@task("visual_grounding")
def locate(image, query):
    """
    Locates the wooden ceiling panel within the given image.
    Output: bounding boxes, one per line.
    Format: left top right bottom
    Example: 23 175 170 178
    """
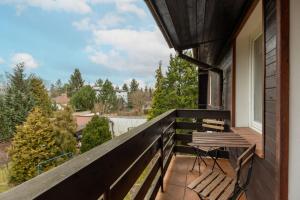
146 0 252 65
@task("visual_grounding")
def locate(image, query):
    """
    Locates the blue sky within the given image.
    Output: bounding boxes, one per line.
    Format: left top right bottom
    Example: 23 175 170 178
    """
0 0 173 88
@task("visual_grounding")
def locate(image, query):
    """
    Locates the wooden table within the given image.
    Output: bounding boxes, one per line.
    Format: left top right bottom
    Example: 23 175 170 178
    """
192 132 251 148
190 132 251 173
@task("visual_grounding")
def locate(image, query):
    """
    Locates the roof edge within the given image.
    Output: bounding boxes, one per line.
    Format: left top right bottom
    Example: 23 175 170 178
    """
144 0 174 49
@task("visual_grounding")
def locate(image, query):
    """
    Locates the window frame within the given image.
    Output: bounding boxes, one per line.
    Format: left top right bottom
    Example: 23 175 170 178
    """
249 32 264 133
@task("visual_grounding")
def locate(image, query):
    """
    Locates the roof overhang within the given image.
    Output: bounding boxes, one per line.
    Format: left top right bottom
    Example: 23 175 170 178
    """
145 0 255 66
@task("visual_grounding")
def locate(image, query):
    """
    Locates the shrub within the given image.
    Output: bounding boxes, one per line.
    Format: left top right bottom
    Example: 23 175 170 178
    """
80 115 111 153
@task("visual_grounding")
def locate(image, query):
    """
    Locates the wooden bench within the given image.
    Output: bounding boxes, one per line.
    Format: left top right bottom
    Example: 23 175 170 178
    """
188 144 256 200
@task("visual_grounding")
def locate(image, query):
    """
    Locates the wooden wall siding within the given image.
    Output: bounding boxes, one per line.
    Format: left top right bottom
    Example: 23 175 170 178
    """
245 0 278 199
218 49 233 111
217 1 278 200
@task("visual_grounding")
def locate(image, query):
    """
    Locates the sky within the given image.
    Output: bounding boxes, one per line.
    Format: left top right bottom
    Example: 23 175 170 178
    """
0 0 174 88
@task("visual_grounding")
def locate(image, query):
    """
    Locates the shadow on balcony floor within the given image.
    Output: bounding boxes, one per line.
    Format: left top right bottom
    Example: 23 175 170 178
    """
155 155 247 200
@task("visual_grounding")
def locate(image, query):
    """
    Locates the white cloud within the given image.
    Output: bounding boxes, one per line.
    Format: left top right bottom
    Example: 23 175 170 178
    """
72 18 95 31
115 1 146 18
97 13 125 28
0 57 5 65
11 53 39 69
2 0 91 14
87 28 173 76
90 0 146 18
73 13 125 31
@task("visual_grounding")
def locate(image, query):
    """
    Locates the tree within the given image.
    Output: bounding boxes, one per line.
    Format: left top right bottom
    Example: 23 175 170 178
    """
67 68 84 97
148 53 198 119
80 115 111 153
29 76 52 115
70 85 96 111
130 90 147 114
9 107 62 183
50 79 65 97
98 79 117 113
122 83 129 92
129 79 139 93
95 78 103 89
52 106 77 154
0 63 35 139
148 63 167 119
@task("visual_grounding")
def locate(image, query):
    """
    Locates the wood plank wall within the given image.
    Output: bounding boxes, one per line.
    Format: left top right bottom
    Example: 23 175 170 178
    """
214 0 278 199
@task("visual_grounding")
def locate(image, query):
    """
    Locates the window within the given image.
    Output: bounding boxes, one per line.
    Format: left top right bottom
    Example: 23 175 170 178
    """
250 34 263 132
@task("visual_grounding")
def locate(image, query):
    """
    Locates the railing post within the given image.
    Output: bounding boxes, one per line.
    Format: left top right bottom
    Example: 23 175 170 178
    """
103 189 111 200
160 126 164 192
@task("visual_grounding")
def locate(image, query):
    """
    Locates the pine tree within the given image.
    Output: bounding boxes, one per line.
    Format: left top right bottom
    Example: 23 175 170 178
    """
29 76 52 116
98 79 117 113
96 79 103 89
52 106 77 154
9 107 62 183
148 53 198 119
70 85 96 111
122 83 129 92
80 115 111 153
129 79 139 93
148 62 167 119
67 68 84 97
1 63 35 139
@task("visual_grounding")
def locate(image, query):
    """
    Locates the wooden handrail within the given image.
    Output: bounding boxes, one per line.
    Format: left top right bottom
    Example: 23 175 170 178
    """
0 109 231 200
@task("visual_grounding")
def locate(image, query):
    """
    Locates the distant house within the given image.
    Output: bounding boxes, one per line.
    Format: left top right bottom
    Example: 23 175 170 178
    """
142 101 152 114
92 86 128 104
73 112 93 140
115 89 128 103
52 93 69 110
92 86 101 96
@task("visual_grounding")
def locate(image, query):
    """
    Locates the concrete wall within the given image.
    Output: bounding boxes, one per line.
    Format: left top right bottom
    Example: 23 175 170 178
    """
235 1 263 128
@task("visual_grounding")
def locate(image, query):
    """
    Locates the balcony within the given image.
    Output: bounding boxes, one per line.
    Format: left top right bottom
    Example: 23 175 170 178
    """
0 109 232 200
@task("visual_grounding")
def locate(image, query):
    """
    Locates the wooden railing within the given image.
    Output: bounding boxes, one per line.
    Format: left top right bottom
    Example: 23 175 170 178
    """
0 109 230 200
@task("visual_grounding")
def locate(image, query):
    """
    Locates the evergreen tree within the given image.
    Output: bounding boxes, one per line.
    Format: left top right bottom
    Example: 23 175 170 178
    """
148 63 167 119
52 106 77 154
55 79 63 92
50 84 57 98
129 79 139 93
70 85 96 111
29 76 52 115
80 115 111 153
148 53 198 119
98 79 117 113
9 107 62 183
1 63 35 139
96 78 103 89
122 83 129 92
67 68 84 97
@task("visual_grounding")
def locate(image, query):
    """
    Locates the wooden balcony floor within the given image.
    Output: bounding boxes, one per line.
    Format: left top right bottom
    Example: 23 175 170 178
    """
155 155 247 200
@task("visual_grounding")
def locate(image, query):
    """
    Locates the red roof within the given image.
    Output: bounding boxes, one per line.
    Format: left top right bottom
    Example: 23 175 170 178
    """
52 94 69 105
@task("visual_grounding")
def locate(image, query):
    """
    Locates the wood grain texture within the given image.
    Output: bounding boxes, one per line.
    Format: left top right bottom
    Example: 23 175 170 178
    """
275 0 289 199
